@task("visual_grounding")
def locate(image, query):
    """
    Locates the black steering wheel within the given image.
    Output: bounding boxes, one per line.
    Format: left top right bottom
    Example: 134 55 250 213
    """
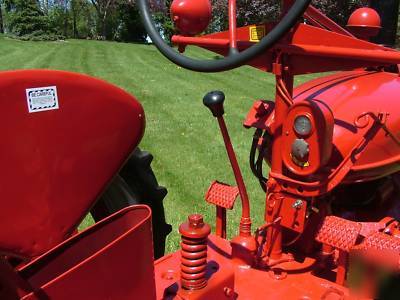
138 0 311 73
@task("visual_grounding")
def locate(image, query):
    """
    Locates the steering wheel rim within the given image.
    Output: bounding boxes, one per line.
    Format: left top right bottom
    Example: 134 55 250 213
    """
138 0 311 73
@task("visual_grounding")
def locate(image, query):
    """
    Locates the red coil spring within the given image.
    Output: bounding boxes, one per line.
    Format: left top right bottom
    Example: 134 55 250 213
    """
179 214 211 290
181 236 208 289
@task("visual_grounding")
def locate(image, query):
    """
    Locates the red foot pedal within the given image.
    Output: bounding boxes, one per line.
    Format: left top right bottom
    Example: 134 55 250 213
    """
354 232 400 252
352 232 400 271
315 216 361 251
205 181 239 209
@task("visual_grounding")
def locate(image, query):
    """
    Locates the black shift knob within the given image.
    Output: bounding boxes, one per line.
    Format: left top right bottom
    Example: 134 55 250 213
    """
203 91 225 117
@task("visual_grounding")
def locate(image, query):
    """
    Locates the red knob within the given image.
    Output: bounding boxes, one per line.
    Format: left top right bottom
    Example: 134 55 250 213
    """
170 0 212 36
347 8 381 40
179 214 211 238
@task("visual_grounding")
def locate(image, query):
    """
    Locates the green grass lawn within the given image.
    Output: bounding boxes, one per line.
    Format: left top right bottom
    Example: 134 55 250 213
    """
0 35 317 253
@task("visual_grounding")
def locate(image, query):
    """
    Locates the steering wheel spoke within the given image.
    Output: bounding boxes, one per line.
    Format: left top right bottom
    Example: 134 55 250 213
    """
228 0 238 52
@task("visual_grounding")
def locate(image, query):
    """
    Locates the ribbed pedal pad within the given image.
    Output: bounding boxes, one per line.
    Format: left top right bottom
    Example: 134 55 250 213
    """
352 232 400 271
315 216 361 252
354 232 400 252
205 181 239 210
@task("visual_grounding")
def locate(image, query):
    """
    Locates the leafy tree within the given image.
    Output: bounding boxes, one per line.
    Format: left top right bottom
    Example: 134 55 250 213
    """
71 0 90 38
115 1 147 42
90 0 119 39
0 0 4 33
209 0 278 31
48 0 71 37
4 0 49 36
237 0 280 26
151 0 175 42
67 0 96 39
37 0 50 14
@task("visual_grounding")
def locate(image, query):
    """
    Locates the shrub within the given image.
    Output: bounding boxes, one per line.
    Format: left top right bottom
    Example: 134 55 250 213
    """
5 0 64 41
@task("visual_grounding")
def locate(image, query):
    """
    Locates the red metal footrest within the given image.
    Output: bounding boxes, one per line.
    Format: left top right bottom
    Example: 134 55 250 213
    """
352 232 400 271
315 216 361 252
205 181 239 210
354 231 400 252
316 216 400 271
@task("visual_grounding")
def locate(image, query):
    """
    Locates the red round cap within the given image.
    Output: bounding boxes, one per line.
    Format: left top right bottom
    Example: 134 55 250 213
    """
347 8 381 39
179 214 211 238
347 8 381 28
170 0 212 36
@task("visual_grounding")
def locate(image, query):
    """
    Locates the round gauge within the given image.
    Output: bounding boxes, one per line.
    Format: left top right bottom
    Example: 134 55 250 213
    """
294 115 312 136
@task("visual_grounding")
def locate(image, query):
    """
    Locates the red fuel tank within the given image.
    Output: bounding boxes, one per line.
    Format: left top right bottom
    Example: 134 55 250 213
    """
293 70 400 183
0 70 145 258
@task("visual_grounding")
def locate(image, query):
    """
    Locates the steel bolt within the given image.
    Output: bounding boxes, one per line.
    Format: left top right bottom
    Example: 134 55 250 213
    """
292 199 303 210
188 214 204 229
266 178 277 191
224 287 234 297
268 268 287 280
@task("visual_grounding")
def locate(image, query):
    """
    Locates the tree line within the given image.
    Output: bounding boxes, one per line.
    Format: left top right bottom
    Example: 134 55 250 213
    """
0 0 148 41
0 0 367 42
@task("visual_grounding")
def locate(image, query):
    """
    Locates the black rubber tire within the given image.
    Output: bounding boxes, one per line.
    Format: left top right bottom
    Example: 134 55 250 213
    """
91 148 172 259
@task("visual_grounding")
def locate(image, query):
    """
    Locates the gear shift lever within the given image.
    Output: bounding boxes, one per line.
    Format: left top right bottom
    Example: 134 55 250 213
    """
203 91 256 265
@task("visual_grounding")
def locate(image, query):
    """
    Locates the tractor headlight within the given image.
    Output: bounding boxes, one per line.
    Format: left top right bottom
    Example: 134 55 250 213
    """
282 101 334 176
294 115 312 136
291 139 310 166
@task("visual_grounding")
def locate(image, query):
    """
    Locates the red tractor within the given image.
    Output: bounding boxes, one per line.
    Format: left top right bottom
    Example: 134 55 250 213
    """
1 0 400 299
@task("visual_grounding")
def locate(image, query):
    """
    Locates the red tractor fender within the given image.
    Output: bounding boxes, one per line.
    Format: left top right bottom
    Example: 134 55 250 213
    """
0 70 145 259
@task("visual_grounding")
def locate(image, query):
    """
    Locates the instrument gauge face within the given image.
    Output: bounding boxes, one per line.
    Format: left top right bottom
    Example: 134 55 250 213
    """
294 115 312 136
